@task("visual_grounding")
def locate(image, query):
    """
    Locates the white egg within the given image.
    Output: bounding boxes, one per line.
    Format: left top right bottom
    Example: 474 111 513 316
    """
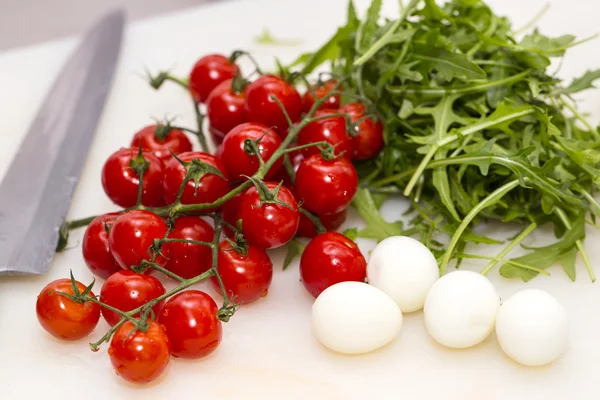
496 289 568 367
367 236 439 312
312 281 403 355
424 270 500 348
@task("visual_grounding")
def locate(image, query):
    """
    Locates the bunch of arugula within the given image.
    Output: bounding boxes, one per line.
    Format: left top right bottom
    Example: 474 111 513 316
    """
289 0 600 282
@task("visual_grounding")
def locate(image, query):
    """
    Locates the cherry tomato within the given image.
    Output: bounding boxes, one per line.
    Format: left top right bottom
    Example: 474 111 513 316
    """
101 148 165 208
108 210 170 270
82 213 122 280
297 209 348 238
300 232 367 297
297 110 355 158
295 154 358 215
109 320 170 384
158 290 222 359
221 122 283 180
130 124 192 164
340 102 384 160
189 54 238 103
221 191 244 238
163 151 230 208
210 241 273 304
100 270 166 327
36 279 100 340
238 182 299 249
206 79 246 144
244 74 302 135
302 80 341 113
163 216 214 279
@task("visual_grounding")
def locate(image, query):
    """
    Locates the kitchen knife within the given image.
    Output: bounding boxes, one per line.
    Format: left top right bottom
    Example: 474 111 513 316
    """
0 10 125 275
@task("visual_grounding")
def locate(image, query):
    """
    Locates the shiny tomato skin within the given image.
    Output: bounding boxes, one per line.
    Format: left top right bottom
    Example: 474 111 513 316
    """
163 216 214 279
302 80 341 113
109 320 170 384
108 210 170 270
206 79 246 144
221 122 283 180
297 209 348 238
158 290 222 359
221 191 244 238
295 154 358 215
101 147 165 208
189 54 238 103
100 270 166 327
238 182 299 249
36 279 100 340
297 110 355 159
130 124 192 164
82 213 122 280
300 232 367 297
243 74 302 135
340 102 384 160
163 151 230 208
210 241 273 304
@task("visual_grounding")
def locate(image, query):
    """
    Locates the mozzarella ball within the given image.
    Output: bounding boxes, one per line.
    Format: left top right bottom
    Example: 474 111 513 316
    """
367 236 439 312
312 281 403 354
424 270 500 348
496 289 568 367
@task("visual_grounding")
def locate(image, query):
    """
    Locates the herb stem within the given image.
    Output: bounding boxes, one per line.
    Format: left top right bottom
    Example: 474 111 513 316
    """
481 222 537 275
440 179 520 274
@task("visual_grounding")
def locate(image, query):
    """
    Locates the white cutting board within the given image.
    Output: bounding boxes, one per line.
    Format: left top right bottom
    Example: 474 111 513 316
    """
1 0 600 399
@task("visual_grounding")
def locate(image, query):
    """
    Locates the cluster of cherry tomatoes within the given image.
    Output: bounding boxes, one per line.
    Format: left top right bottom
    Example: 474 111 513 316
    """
35 52 383 384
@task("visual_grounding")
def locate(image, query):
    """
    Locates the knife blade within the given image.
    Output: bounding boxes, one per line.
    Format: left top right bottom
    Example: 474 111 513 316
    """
0 10 125 275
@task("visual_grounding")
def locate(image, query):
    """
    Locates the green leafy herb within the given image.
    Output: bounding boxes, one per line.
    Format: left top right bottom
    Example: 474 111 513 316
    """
290 0 600 282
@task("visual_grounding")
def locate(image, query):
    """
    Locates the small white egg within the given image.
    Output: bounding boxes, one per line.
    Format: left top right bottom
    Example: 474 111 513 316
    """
496 289 568 367
312 281 403 355
367 236 439 312
424 270 500 348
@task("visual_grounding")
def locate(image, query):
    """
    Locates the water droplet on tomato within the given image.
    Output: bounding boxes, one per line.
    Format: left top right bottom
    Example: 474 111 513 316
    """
260 289 268 298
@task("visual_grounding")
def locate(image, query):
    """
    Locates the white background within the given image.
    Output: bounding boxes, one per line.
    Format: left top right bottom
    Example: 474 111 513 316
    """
1 0 600 399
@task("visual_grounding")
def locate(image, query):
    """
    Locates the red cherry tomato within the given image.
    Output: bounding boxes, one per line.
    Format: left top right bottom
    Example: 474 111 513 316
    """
158 290 222 359
244 74 302 135
189 54 238 103
238 182 299 249
100 270 166 327
130 124 192 164
221 122 283 180
206 79 246 144
82 213 122 280
300 232 367 297
210 241 273 304
36 279 100 340
297 209 348 238
108 210 170 270
340 102 384 160
109 320 170 384
101 148 165 208
295 154 358 215
221 191 244 238
302 80 341 113
297 110 355 158
163 151 230 208
163 216 214 279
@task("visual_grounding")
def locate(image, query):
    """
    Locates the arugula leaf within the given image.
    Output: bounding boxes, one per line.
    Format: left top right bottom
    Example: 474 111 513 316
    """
254 28 301 46
565 69 600 93
412 44 487 82
499 214 584 281
283 240 306 270
351 188 404 241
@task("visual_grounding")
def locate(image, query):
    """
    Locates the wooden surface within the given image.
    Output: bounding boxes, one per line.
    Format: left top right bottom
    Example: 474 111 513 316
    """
0 0 223 50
